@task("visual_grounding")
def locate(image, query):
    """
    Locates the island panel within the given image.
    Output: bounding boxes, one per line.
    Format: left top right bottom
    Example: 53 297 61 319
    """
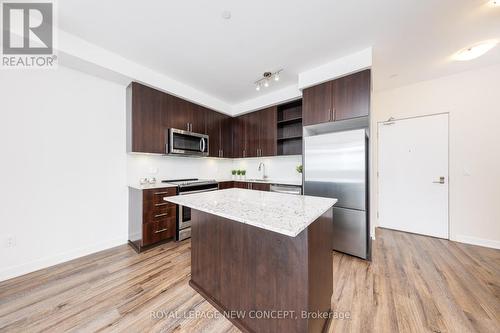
190 208 333 333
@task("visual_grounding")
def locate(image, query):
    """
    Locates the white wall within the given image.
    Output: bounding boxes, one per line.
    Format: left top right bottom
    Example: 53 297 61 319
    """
372 64 500 249
127 154 302 185
232 155 302 182
0 66 128 281
127 155 233 185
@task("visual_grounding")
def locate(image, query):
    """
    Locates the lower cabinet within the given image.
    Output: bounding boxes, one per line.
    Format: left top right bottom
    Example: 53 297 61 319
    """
218 181 235 190
219 181 270 191
128 186 177 252
250 183 271 191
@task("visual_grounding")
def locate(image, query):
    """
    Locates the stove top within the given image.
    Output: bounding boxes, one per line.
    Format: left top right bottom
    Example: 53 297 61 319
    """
162 178 218 187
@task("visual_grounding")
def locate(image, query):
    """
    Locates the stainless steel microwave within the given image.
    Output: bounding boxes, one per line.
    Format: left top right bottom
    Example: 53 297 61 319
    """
168 128 209 156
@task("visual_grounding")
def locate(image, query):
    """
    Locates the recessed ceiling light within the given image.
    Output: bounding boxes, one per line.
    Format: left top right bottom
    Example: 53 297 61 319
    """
452 40 498 61
490 0 499 7
221 11 231 20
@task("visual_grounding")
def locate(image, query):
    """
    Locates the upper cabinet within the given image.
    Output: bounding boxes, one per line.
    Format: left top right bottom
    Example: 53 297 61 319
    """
127 82 210 155
302 81 333 126
127 82 165 154
333 70 371 121
302 69 371 126
232 107 277 158
206 110 232 158
257 106 277 157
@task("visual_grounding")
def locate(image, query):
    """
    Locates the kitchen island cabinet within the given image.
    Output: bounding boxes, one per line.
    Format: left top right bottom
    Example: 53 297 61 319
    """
165 189 336 333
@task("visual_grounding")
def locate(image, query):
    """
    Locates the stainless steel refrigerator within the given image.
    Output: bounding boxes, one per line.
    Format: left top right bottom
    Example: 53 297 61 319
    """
304 122 370 260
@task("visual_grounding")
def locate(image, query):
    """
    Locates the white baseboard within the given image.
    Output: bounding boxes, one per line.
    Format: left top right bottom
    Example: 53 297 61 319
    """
0 235 128 282
454 235 500 250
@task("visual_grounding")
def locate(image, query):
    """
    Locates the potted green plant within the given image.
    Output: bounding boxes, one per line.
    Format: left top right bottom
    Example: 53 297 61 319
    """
231 169 237 180
236 169 242 180
241 169 246 180
296 165 303 174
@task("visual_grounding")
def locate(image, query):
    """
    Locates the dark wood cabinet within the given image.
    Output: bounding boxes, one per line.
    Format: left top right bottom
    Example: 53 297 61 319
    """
206 110 233 158
258 106 277 157
163 94 190 132
221 181 270 191
333 69 371 121
220 115 233 158
128 186 177 252
233 181 248 189
218 181 234 189
302 69 371 126
232 116 246 158
245 112 260 158
302 81 333 126
127 82 165 154
205 109 223 157
232 107 277 158
189 104 207 134
250 182 270 191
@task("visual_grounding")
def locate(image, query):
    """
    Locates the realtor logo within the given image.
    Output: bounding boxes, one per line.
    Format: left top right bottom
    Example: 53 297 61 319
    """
1 1 57 68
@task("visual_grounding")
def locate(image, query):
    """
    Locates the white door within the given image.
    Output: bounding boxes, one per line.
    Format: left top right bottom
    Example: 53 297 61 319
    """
378 114 449 239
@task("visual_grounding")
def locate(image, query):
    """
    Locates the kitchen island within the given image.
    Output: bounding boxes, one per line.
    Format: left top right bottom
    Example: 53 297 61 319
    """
165 188 336 333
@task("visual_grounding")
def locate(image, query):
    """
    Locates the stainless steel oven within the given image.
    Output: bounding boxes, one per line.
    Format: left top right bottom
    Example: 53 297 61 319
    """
168 128 209 156
162 179 219 241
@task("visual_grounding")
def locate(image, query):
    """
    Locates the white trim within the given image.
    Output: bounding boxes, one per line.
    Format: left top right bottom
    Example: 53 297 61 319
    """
298 47 372 90
54 29 374 116
376 112 450 239
57 30 233 115
0 235 127 282
454 235 500 250
231 84 302 116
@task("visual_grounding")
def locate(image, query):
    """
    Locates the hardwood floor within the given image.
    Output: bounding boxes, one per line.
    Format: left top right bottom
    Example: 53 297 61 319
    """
0 228 499 332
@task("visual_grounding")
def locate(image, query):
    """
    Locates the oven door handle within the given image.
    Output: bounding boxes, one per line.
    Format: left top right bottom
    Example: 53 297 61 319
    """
179 188 218 195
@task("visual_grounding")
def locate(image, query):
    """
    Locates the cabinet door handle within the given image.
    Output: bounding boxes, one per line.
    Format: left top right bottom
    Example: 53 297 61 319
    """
154 191 169 195
154 228 168 234
155 202 169 207
155 213 168 218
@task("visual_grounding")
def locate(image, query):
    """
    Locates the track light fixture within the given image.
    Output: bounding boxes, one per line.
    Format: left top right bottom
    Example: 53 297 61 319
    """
254 70 283 91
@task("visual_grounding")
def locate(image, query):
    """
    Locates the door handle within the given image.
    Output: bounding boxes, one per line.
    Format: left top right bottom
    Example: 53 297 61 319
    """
201 138 206 152
433 177 445 184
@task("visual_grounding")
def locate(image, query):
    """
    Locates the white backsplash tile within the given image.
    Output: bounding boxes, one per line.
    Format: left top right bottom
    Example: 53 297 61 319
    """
127 154 303 185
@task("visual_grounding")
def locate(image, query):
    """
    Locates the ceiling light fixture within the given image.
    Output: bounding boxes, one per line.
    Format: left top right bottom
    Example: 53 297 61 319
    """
490 0 499 7
254 69 283 91
452 40 498 61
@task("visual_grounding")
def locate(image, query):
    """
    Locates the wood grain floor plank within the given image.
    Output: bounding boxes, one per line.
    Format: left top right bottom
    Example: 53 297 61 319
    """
1 228 499 333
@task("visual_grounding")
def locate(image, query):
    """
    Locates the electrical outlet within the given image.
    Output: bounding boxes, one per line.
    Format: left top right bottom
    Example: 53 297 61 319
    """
5 235 16 248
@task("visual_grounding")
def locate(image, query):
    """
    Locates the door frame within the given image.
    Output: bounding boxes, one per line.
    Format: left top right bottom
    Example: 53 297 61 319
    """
376 112 450 239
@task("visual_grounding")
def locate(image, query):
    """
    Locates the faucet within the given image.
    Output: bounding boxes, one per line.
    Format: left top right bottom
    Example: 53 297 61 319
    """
258 162 266 180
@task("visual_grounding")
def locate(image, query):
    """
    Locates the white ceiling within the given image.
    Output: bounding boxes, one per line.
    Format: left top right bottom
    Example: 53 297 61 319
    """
59 0 500 104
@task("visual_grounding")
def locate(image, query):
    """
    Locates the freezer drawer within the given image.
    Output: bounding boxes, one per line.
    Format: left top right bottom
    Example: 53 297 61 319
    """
332 207 368 259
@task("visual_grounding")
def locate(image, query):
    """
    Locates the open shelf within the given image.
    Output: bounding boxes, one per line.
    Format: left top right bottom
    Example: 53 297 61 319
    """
277 100 303 156
277 135 303 141
277 117 303 125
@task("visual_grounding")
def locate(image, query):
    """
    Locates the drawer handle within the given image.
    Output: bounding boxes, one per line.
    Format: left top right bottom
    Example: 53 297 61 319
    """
155 203 169 206
154 191 170 195
154 228 168 234
155 213 168 218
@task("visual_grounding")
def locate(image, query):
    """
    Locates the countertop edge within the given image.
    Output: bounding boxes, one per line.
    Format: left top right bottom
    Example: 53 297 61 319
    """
164 190 336 237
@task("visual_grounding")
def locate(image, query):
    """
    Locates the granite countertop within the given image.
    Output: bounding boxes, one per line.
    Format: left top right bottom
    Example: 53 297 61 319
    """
164 188 336 237
128 183 177 190
217 178 302 186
